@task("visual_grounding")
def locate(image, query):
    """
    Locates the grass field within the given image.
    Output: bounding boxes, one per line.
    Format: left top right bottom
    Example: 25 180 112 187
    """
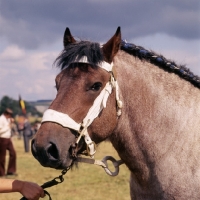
1 137 130 200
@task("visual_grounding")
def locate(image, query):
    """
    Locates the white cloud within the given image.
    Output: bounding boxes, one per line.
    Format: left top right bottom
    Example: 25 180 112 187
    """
133 33 200 75
0 45 25 61
0 45 59 100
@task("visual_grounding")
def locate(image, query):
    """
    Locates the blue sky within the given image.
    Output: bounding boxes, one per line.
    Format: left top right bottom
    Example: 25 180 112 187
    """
0 0 199 101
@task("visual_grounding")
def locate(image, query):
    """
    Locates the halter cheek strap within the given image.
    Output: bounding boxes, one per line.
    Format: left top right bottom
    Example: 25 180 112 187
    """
41 57 122 158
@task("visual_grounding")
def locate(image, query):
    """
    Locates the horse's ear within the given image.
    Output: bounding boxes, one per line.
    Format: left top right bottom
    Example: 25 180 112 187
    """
102 27 121 63
63 27 76 47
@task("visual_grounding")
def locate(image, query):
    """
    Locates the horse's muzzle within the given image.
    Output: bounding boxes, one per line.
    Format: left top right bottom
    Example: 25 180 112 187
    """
31 139 62 168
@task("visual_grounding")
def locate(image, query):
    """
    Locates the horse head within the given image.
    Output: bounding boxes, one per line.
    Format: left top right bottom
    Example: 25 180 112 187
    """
31 27 122 169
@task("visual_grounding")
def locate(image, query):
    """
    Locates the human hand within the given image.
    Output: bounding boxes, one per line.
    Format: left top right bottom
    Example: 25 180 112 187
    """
17 180 45 200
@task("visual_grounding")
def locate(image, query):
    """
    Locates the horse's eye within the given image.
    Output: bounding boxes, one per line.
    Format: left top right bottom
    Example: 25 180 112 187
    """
90 82 102 91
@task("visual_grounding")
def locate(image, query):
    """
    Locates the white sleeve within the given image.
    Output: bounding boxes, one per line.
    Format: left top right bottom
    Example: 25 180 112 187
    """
0 117 9 135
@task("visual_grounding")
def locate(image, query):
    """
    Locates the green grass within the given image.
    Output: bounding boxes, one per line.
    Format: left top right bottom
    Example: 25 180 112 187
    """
1 138 130 200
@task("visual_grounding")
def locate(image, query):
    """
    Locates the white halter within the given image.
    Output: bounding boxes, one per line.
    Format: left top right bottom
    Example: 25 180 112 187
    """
41 56 122 158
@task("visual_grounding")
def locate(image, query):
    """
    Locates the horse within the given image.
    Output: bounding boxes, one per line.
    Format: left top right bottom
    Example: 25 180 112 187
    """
31 27 200 199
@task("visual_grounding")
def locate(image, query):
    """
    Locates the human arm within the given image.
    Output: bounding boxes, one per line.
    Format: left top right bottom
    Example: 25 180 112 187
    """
0 179 45 200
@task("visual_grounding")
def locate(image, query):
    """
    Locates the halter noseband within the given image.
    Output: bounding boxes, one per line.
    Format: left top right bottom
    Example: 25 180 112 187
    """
41 56 122 158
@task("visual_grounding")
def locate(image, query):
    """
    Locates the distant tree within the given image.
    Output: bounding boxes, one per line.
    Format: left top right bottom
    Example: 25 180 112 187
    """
0 96 42 117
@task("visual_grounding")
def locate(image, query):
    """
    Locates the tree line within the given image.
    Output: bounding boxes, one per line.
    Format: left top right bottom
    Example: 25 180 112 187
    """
0 96 42 117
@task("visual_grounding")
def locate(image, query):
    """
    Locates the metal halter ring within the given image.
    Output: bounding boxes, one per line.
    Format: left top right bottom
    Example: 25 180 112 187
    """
101 156 124 176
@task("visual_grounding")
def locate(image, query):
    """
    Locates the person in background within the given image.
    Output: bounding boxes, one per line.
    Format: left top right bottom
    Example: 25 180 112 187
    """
10 118 19 137
18 115 32 153
17 115 24 140
32 120 41 135
0 108 17 177
0 178 45 199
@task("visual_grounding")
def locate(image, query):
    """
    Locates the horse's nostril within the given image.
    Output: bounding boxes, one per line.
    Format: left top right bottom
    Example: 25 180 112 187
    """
46 142 59 161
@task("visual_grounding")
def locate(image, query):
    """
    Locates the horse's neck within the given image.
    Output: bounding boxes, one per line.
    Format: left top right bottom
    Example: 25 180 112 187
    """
111 50 200 190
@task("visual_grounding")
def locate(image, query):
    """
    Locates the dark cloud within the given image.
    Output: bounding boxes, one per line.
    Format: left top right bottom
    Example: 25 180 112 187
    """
0 0 199 49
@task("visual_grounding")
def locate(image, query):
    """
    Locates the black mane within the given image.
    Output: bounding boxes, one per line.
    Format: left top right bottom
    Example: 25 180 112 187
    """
54 41 104 70
121 40 200 88
54 39 200 89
